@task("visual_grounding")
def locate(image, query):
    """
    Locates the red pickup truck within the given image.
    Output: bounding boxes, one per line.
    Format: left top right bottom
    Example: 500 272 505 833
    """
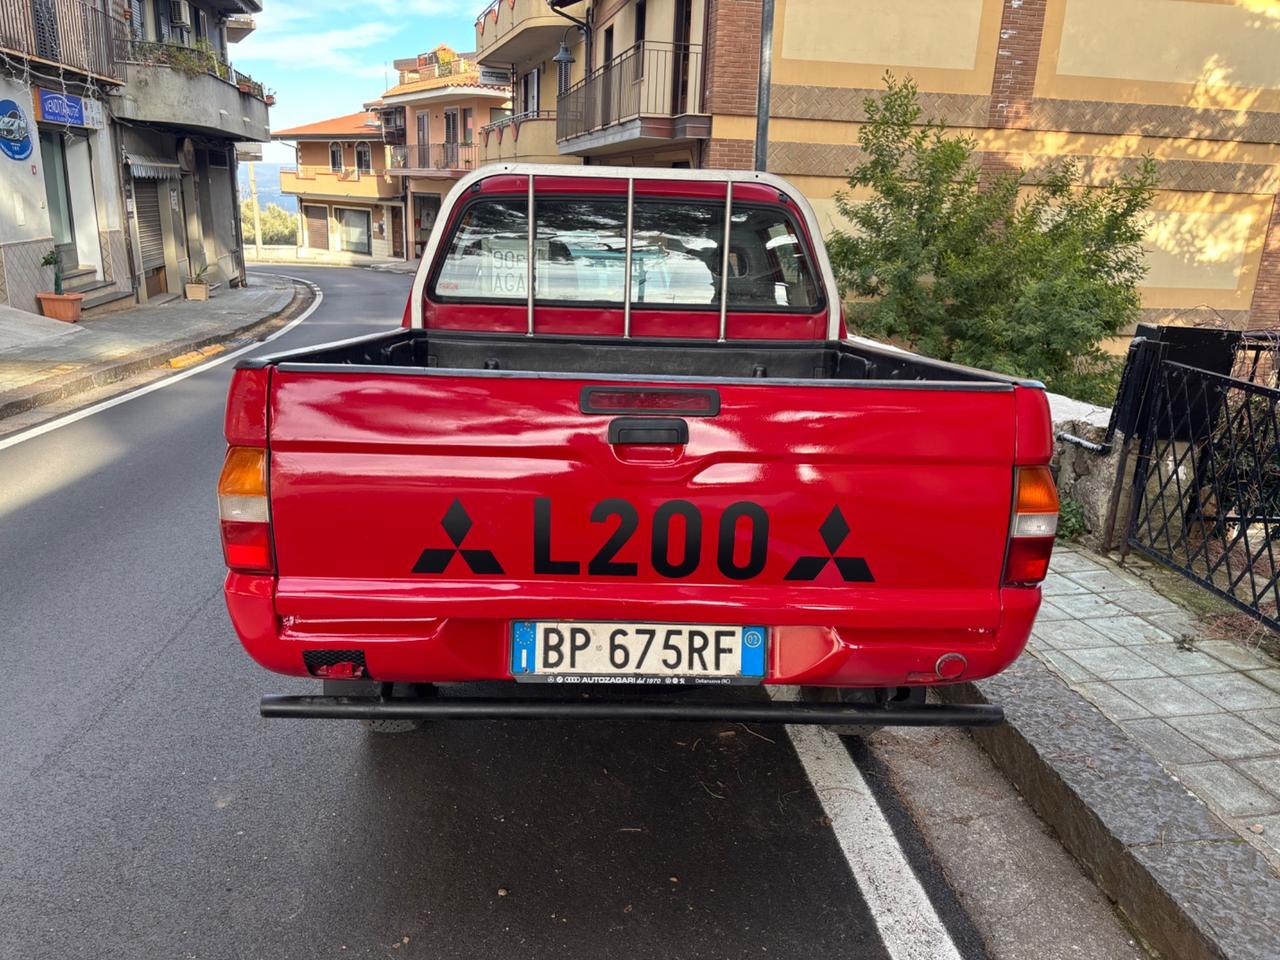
220 165 1057 731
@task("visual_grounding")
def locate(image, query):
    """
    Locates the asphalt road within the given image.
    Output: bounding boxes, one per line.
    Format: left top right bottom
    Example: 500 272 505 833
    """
0 266 1064 960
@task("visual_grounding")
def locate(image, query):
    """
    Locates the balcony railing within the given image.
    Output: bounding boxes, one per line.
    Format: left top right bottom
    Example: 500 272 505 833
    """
558 41 703 142
390 141 479 172
0 0 127 80
119 39 267 101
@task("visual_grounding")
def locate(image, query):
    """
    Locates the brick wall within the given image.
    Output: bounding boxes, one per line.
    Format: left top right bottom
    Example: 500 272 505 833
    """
988 0 1047 129
704 0 761 117
1249 199 1280 328
705 138 753 170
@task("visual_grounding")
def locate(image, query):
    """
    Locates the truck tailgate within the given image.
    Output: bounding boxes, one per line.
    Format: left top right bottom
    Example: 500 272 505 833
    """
266 370 1015 632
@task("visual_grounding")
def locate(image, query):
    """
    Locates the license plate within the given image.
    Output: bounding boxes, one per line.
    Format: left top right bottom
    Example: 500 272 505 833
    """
510 621 767 684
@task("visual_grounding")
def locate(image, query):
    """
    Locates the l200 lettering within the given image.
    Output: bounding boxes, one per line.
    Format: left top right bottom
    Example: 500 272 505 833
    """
412 498 874 583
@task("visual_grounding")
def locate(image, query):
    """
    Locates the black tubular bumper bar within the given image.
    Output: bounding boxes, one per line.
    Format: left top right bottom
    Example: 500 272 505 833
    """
260 695 1003 727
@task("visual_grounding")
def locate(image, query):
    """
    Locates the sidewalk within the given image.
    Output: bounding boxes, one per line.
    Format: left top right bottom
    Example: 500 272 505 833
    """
946 544 1280 960
1036 548 1280 863
0 274 305 422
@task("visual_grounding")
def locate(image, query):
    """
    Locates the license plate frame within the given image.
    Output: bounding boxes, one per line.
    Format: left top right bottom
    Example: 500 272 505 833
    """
510 620 767 685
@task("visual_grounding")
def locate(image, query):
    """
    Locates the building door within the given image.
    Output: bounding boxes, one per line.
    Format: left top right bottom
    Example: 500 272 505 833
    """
672 0 693 114
521 68 539 116
134 179 168 296
443 108 459 168
304 204 329 250
601 26 614 125
390 206 405 258
39 130 77 272
337 208 371 255
416 111 428 167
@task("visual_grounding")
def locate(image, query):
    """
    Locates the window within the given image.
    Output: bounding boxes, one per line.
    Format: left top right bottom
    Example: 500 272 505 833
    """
630 200 722 306
329 142 343 172
430 194 821 312
462 108 474 144
433 199 529 301
355 141 372 173
490 107 512 125
535 198 628 304
557 57 571 97
726 207 819 309
337 208 371 255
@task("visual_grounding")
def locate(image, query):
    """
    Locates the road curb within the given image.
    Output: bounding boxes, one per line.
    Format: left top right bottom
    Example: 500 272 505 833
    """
939 656 1280 960
0 281 312 424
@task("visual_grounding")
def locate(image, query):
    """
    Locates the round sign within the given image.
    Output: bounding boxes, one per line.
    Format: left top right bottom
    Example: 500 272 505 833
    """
0 99 33 161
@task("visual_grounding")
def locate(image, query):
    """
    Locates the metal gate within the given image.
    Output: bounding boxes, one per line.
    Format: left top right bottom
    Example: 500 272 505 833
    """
1124 333 1280 630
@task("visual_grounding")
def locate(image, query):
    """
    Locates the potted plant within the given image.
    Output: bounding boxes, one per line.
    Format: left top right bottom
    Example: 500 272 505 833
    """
35 250 84 322
185 265 211 301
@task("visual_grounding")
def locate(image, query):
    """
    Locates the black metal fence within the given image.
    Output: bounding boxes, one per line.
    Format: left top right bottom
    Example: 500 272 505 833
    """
557 41 703 141
0 0 126 80
1126 339 1280 630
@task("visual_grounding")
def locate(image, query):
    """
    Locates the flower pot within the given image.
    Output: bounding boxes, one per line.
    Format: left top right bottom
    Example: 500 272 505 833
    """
238 83 251 92
185 281 210 301
36 291 84 323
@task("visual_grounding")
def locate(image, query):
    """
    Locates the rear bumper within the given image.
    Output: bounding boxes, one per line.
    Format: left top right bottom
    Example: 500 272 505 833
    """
226 573 1039 688
259 693 1004 727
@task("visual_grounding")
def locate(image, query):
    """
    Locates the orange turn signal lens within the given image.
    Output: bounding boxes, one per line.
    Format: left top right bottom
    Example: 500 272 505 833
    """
1015 466 1059 515
218 446 267 497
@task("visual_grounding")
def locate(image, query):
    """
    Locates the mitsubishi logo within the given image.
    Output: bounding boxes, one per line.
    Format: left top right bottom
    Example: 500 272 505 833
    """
783 506 874 582
412 499 505 575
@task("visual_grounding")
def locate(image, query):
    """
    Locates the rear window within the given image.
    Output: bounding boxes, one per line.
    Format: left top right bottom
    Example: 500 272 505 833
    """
430 195 821 312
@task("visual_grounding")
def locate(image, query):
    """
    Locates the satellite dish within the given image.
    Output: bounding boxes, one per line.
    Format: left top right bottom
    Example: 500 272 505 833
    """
179 137 196 172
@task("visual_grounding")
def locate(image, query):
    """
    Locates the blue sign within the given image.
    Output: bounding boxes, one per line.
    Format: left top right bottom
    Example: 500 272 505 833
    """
0 98 32 161
38 89 85 127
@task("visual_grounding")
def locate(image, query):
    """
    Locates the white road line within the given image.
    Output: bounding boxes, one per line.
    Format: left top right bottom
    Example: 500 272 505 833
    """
0 275 323 453
786 720 963 960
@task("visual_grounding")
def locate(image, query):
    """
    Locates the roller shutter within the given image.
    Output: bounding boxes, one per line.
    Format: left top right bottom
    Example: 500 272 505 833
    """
305 205 329 251
135 182 166 270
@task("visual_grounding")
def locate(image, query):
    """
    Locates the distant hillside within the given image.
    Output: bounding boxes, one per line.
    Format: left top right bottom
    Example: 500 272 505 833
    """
237 163 297 214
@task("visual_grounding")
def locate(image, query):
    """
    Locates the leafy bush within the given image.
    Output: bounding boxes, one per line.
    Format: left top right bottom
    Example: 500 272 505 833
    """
1057 495 1087 542
827 74 1156 406
240 201 298 246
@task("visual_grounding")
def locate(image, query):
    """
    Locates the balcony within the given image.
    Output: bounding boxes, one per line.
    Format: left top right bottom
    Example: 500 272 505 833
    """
476 0 587 65
557 41 708 156
112 39 270 141
280 166 401 201
479 111 574 164
389 142 481 176
0 0 127 81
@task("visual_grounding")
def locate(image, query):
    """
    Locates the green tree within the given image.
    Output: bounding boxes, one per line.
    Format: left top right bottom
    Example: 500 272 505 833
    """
240 200 299 246
827 74 1157 404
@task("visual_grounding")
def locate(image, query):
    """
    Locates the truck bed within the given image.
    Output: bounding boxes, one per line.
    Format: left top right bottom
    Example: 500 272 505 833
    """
247 328 1027 388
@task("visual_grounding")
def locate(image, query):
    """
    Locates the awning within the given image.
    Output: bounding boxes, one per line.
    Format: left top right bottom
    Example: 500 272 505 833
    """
125 154 182 180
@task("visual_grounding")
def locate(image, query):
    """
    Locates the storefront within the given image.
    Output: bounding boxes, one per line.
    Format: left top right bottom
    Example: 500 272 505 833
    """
0 78 131 314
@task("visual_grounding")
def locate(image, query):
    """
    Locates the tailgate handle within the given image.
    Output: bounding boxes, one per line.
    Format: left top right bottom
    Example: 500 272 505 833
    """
608 417 689 446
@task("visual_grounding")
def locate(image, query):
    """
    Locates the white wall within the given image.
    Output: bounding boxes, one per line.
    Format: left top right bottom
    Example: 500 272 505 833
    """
0 79 53 245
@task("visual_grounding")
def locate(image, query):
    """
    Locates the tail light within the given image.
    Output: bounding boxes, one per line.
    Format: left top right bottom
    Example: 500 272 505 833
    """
1003 465 1058 586
218 446 274 574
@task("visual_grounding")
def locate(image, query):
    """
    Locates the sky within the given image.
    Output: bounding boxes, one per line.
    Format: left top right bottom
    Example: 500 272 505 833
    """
231 0 484 162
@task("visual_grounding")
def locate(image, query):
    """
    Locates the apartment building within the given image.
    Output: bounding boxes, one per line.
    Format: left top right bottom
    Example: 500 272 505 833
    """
373 46 511 257
473 0 1280 330
274 112 404 261
0 0 270 314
